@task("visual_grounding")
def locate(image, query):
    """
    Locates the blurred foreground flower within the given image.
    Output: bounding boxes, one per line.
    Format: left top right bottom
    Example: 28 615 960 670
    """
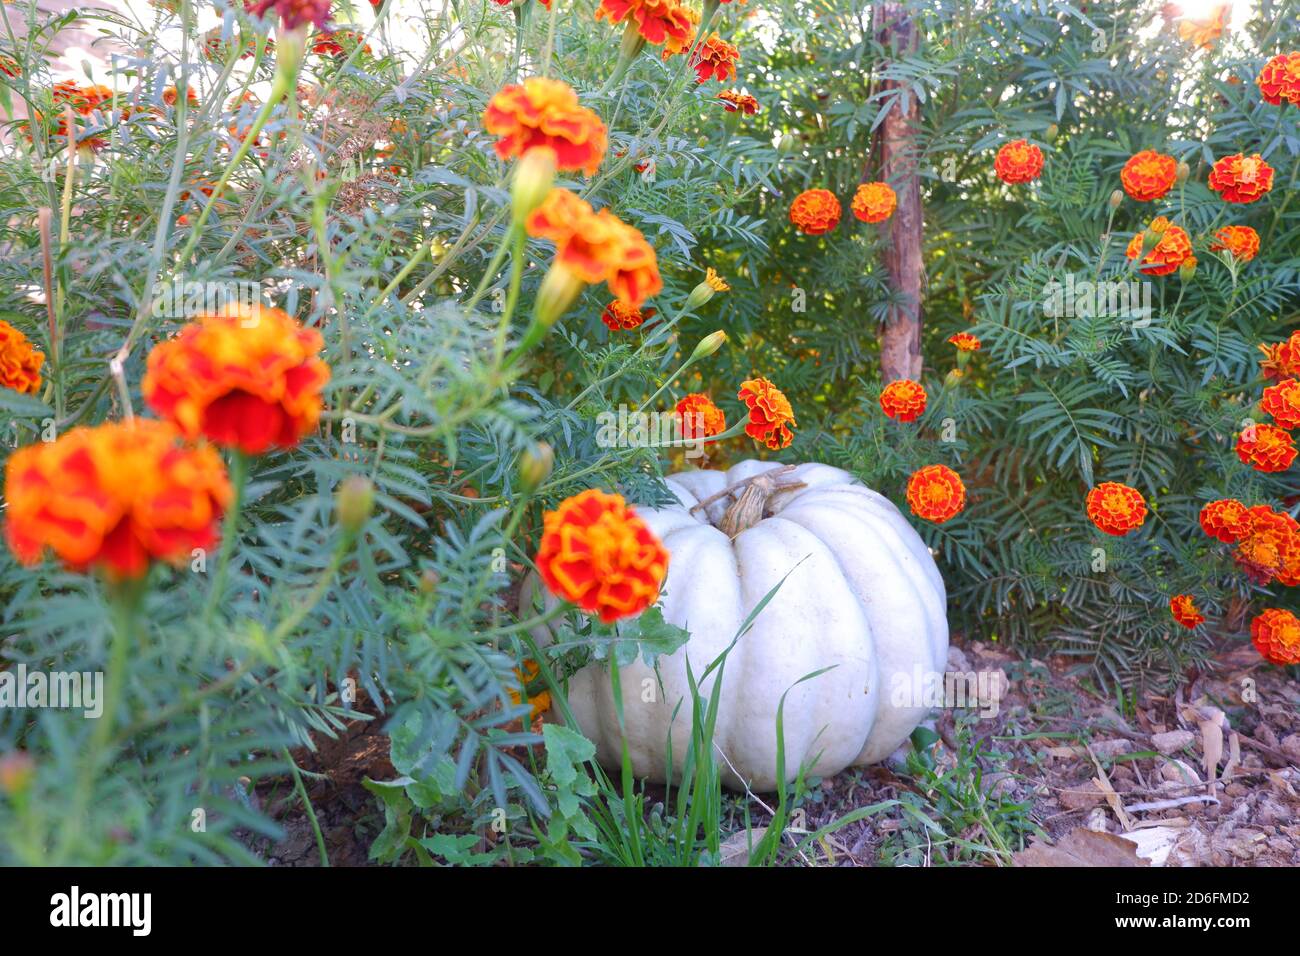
0 319 44 395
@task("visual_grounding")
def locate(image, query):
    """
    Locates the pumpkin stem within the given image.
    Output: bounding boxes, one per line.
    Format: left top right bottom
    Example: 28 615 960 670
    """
714 468 807 537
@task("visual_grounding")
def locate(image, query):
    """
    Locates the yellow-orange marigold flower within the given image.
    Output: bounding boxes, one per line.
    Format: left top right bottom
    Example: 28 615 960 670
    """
993 139 1043 184
509 659 552 719
142 304 331 455
737 376 796 449
852 181 896 223
1198 498 1250 542
601 300 655 331
482 77 608 177
0 320 45 395
880 379 927 423
3 419 231 580
717 90 759 114
1256 52 1300 107
907 464 966 524
1120 150 1177 202
526 188 663 307
1086 482 1147 536
1262 378 1300 430
947 331 981 352
535 489 668 623
675 393 726 441
1236 422 1297 473
1232 505 1300 585
1208 153 1274 204
1125 217 1193 276
690 33 740 84
1259 331 1300 381
1210 224 1261 262
596 0 694 48
1169 594 1204 630
1251 608 1300 665
789 188 841 236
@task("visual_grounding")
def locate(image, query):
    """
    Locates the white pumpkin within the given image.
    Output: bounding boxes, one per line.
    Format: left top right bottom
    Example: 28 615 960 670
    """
524 460 949 792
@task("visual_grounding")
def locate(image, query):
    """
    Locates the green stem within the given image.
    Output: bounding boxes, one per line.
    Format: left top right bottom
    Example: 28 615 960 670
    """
204 450 248 623
283 745 330 867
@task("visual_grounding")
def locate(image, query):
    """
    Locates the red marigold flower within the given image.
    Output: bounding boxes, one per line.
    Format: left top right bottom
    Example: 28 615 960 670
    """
1086 482 1147 536
1125 217 1193 275
717 90 759 114
1209 224 1261 262
1262 378 1300 430
852 181 896 223
0 319 45 395
737 376 796 449
482 77 608 177
142 304 331 455
0 53 20 78
601 300 655 331
203 26 259 62
534 489 668 623
1120 150 1177 202
1256 51 1300 107
907 464 967 524
947 332 981 352
525 188 663 307
1169 594 1205 630
53 81 114 114
993 139 1044 184
1259 331 1300 381
596 0 694 48
789 188 841 235
690 33 740 84
1236 422 1297 473
1208 153 1274 204
311 29 371 57
245 0 332 31
3 419 232 580
1250 608 1300 665
1233 505 1300 585
1198 498 1250 542
879 379 927 423
675 393 726 441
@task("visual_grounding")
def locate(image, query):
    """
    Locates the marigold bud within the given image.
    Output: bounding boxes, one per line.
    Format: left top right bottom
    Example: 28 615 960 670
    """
420 567 440 593
1176 161 1190 185
684 268 729 311
1045 123 1059 142
0 752 34 797
945 368 965 387
689 330 728 362
534 263 586 328
1109 189 1123 209
336 476 375 534
512 147 557 221
519 442 554 490
1179 256 1197 281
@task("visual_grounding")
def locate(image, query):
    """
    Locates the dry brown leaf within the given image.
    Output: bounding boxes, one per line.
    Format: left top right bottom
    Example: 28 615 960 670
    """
1014 827 1149 867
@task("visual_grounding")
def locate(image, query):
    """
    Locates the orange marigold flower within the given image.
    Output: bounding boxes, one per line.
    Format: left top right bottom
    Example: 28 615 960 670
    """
1086 482 1147 536
142 304 331 455
993 139 1043 184
675 393 726 441
601 300 655 331
907 464 967 524
717 90 759 114
1233 505 1300 585
851 181 896 223
535 489 668 623
203 26 258 62
3 419 232 580
161 85 199 108
1120 150 1177 202
880 379 927 423
0 53 19 78
947 332 981 352
737 376 796 449
1125 217 1193 275
1256 51 1300 107
1262 378 1300 430
311 29 372 57
53 81 113 114
1208 153 1274 204
1259 331 1300 381
1169 594 1205 630
525 188 663 307
509 659 552 719
1236 422 1297 473
690 33 740 84
482 77 608 177
789 188 841 236
1198 498 1250 542
596 0 695 48
0 320 45 395
246 0 332 31
1176 3 1229 49
1210 224 1261 262
1250 608 1300 665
